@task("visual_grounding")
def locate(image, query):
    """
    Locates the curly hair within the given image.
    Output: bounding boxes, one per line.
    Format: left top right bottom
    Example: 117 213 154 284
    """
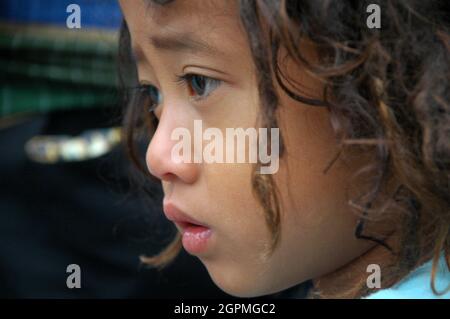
119 0 450 298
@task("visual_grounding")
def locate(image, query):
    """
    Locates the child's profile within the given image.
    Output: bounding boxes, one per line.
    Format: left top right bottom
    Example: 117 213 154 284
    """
118 0 450 298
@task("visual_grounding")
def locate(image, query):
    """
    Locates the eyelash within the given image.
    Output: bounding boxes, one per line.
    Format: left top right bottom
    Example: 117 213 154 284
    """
138 73 222 114
175 73 222 101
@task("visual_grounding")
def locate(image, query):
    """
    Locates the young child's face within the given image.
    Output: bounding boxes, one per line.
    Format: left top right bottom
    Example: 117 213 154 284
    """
120 0 374 297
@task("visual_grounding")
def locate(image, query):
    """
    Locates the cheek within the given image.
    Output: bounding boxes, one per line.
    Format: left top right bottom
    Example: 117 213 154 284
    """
199 82 267 246
198 163 278 296
202 162 270 244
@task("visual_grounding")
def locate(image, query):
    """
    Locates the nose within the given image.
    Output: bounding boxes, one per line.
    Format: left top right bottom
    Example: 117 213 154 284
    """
146 109 199 184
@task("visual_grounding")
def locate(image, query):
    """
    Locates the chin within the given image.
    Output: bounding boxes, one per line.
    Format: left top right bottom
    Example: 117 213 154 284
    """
212 278 268 298
202 260 281 298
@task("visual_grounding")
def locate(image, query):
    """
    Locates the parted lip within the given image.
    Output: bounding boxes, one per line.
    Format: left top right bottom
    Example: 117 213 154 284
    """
163 200 208 229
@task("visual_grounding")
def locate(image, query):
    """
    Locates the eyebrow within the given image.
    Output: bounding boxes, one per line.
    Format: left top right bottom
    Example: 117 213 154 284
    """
152 32 217 54
132 32 220 64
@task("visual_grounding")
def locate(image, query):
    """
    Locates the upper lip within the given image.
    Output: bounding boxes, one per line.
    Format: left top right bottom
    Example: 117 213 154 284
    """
163 200 208 228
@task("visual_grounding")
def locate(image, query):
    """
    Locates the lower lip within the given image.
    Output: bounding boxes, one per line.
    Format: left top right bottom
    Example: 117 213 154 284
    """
180 223 212 255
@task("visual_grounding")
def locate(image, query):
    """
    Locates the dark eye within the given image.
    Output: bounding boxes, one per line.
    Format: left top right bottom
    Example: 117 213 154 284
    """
184 74 221 99
139 84 162 113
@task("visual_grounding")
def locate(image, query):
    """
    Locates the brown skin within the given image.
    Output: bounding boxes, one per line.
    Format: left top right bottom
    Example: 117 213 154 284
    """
120 0 374 297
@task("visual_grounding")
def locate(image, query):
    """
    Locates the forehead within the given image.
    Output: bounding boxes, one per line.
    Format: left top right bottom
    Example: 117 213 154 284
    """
120 0 244 53
141 0 238 24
